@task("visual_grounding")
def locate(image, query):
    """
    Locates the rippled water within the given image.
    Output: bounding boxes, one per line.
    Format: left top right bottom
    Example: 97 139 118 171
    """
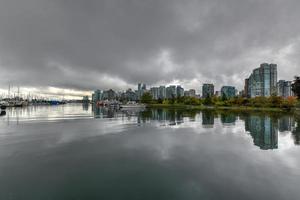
0 104 299 200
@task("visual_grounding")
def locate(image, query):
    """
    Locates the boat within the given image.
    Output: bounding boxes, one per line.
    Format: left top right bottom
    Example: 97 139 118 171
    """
14 101 23 107
120 101 146 109
0 101 9 110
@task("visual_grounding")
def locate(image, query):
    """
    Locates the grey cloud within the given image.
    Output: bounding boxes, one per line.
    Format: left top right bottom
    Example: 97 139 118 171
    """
0 0 300 94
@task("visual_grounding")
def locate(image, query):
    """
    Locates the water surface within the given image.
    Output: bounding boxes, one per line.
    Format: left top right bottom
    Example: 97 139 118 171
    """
0 104 299 200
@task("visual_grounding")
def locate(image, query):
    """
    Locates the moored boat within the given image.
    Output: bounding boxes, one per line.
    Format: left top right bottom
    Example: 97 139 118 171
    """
120 101 146 109
0 101 9 109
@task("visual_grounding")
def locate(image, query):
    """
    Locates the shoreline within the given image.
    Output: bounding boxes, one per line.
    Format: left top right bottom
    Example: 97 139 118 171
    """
146 104 298 113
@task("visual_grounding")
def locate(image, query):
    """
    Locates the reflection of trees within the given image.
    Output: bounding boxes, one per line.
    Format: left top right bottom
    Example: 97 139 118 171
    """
129 109 196 126
244 114 278 150
138 109 197 125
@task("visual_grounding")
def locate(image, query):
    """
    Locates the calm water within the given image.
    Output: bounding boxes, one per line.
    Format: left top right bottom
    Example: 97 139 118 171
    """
0 104 300 200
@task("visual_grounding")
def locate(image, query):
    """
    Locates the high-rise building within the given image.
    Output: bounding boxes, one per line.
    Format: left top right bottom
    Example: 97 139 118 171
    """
221 86 236 99
137 83 146 100
123 88 137 101
176 85 184 98
202 84 214 98
158 86 166 99
166 85 176 99
244 78 250 97
184 89 196 97
247 63 277 97
150 87 159 100
102 89 116 100
277 80 293 98
92 90 102 102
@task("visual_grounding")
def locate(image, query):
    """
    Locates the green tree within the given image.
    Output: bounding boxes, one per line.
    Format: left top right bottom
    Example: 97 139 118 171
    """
141 92 153 104
203 96 213 105
292 76 300 99
221 93 227 101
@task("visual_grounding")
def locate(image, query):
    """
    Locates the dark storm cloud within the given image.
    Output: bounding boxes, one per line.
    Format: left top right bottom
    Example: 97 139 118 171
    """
0 0 300 94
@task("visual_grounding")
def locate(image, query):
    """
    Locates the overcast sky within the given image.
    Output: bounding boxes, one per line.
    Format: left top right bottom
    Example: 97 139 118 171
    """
0 0 299 98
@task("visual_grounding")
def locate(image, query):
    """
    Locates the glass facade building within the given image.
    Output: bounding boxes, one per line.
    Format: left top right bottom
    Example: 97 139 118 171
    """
246 63 277 98
158 86 166 99
150 87 159 100
166 85 177 99
277 80 293 98
221 86 236 99
176 86 184 98
202 84 214 98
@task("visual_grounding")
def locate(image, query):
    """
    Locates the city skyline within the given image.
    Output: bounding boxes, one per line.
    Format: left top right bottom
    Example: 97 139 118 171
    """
1 61 297 101
1 1 300 98
1 62 297 100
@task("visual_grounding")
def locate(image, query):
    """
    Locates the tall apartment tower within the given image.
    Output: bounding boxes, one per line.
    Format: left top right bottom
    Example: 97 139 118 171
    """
202 84 214 98
247 63 277 98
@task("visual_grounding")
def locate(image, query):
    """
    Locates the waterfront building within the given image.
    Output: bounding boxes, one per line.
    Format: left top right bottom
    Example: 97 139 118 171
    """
158 86 166 99
202 84 214 98
123 89 138 101
92 89 102 102
221 86 236 99
102 89 116 100
246 63 277 98
244 78 250 97
137 83 146 100
176 86 184 98
166 85 177 99
189 89 196 97
277 80 293 98
184 89 196 97
150 87 159 100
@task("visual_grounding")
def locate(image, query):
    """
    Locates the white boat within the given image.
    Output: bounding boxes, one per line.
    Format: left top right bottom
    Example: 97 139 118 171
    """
120 101 146 109
0 101 9 109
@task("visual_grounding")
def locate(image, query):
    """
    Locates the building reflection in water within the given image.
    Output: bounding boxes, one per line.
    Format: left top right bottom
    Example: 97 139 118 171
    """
136 109 195 126
92 105 120 119
292 118 300 145
202 110 214 128
244 115 278 150
277 115 299 146
278 116 294 132
82 103 89 111
91 107 300 148
220 113 237 126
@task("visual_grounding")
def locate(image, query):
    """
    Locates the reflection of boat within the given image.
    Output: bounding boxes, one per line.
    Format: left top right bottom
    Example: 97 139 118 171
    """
0 110 6 116
120 101 146 109
0 101 9 109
